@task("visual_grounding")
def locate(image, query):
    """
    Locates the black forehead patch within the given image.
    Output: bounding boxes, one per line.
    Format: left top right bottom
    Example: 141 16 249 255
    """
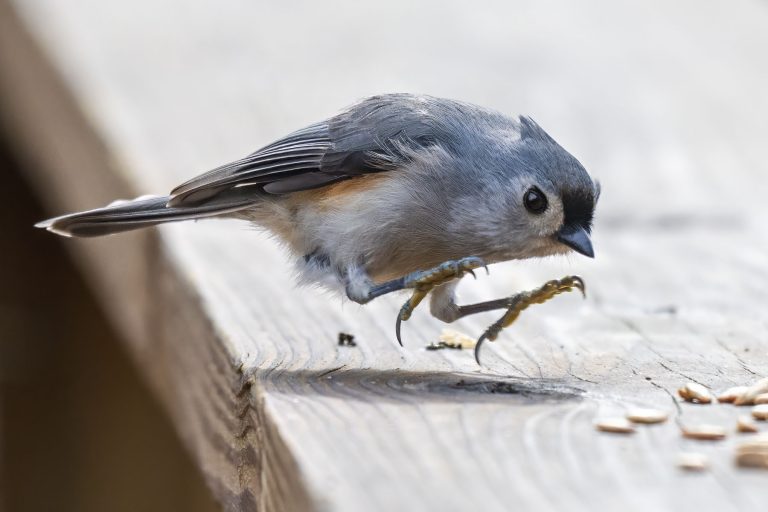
514 116 597 230
562 189 595 232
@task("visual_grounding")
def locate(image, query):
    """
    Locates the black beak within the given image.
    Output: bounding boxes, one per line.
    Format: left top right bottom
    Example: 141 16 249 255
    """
557 225 594 258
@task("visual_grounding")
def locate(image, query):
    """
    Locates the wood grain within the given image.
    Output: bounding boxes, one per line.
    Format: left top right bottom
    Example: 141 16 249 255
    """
2 0 768 510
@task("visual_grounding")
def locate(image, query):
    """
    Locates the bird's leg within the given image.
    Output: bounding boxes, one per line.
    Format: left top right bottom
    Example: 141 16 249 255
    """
433 276 585 364
344 256 487 345
392 257 489 344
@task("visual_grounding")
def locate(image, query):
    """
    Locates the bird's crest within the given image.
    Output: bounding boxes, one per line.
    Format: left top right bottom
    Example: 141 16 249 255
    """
519 116 556 144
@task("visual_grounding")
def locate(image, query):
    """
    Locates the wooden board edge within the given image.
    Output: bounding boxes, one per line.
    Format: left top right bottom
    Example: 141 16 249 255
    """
0 2 316 510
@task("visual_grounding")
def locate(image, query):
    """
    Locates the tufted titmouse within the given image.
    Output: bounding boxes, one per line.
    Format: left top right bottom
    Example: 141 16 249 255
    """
37 94 599 362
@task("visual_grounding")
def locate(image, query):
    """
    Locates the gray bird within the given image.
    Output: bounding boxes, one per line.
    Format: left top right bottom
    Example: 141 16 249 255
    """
37 94 599 362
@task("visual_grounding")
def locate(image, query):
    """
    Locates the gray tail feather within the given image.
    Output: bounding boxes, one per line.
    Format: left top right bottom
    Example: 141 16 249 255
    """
35 193 257 237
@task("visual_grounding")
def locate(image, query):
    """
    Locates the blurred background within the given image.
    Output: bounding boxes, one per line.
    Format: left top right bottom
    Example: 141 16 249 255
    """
1 0 767 511
0 141 218 511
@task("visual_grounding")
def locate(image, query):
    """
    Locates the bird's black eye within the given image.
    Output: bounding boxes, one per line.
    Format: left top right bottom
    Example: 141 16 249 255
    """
524 187 548 214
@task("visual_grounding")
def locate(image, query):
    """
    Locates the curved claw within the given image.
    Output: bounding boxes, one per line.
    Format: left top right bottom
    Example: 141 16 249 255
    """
395 313 404 346
474 320 502 365
472 274 585 365
391 257 491 350
458 256 486 275
463 256 485 267
474 333 488 365
572 276 586 298
458 257 487 281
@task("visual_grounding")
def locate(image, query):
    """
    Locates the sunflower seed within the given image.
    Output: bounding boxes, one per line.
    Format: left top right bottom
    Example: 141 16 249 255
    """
678 383 714 404
737 416 759 433
681 424 727 440
596 418 635 434
626 408 669 424
736 451 768 469
435 329 476 350
717 386 749 403
678 452 709 471
735 377 768 406
752 404 768 421
735 437 768 469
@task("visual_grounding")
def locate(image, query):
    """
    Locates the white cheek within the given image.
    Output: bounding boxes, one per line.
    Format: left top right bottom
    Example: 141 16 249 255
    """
529 209 563 237
545 203 566 233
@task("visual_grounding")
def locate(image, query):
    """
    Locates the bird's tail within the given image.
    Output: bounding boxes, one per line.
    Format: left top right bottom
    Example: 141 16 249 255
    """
36 191 257 237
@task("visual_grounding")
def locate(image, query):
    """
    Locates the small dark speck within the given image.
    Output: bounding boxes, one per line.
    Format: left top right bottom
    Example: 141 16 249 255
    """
425 341 464 351
645 376 652 381
338 332 357 347
745 348 750 352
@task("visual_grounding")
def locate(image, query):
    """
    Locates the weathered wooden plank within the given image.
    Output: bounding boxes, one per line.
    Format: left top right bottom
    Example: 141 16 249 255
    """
2 0 768 510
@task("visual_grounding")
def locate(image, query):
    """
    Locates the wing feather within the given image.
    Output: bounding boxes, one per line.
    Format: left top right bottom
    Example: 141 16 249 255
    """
167 94 461 207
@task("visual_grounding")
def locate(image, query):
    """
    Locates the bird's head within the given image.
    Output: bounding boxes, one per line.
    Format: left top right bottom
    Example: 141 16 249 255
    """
498 116 599 260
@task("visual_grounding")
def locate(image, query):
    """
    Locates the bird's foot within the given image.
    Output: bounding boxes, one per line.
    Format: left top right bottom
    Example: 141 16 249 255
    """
474 275 585 363
395 257 487 345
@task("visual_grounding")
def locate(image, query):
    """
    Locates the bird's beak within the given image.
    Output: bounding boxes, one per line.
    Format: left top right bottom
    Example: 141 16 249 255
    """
556 225 594 258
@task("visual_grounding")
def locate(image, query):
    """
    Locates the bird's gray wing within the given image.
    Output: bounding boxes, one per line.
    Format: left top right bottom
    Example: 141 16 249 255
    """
167 94 456 206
